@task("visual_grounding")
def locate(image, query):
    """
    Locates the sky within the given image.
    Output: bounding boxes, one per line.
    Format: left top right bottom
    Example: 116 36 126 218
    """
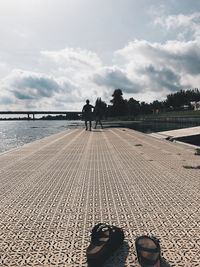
0 0 200 111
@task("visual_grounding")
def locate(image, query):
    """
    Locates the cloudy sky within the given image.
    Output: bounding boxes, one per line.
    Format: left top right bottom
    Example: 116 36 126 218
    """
0 0 200 111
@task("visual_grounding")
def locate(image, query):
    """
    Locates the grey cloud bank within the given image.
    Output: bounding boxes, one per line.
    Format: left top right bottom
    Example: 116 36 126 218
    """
1 70 81 110
143 65 181 92
92 67 142 94
1 38 200 110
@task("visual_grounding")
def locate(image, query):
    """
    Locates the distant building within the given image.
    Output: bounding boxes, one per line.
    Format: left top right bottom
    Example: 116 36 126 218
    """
191 101 200 111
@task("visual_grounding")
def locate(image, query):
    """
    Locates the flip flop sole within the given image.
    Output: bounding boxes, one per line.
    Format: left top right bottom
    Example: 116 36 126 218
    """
135 235 161 267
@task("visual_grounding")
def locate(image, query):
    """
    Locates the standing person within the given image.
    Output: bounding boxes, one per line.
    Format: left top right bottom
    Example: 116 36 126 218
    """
94 99 103 129
82 99 94 131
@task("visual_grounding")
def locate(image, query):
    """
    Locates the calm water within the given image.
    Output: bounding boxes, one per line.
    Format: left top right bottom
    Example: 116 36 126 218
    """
0 120 84 153
1 120 199 154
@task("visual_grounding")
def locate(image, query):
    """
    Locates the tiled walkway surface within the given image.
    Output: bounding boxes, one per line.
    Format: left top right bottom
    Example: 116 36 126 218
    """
0 128 199 267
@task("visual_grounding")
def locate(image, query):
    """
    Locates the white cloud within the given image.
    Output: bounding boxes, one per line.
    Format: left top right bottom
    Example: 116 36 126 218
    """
154 12 200 40
40 47 106 106
117 39 200 74
0 48 107 110
114 38 200 98
41 48 102 75
0 69 82 110
1 24 200 109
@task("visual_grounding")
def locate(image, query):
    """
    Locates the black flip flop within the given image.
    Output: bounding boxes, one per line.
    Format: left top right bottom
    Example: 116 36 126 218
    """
135 235 161 267
86 223 124 266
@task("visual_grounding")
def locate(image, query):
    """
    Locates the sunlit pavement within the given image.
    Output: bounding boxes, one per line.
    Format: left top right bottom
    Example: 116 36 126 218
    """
0 128 199 266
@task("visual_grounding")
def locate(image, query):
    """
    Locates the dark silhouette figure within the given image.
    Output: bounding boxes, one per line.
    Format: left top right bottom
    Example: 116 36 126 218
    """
94 98 105 129
82 99 94 131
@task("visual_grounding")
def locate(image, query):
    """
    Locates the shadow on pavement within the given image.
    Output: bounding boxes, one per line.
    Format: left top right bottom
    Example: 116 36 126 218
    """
104 241 129 267
161 257 174 267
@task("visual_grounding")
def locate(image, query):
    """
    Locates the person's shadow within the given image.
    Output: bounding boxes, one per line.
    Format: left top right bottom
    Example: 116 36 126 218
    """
92 129 105 132
160 257 173 267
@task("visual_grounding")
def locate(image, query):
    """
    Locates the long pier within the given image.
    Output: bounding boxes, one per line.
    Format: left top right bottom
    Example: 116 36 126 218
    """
0 111 82 120
0 128 199 266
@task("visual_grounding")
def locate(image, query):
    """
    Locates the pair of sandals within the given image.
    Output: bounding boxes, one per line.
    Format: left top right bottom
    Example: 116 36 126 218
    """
86 223 161 267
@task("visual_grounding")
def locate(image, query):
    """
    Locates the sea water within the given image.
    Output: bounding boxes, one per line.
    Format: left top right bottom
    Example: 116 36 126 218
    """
0 120 84 153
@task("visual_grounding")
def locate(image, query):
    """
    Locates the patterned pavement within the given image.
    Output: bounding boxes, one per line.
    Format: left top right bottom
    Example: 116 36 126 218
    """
0 128 199 267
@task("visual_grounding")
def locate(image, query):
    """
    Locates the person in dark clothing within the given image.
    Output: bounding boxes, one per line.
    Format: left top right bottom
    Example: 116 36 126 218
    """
82 99 94 131
94 105 103 129
94 97 105 129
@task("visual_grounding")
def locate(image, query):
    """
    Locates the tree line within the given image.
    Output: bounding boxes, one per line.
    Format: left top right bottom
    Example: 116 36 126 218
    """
96 88 200 118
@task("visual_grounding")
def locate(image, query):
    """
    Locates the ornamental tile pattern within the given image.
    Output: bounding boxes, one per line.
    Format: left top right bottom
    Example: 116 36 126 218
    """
0 128 199 267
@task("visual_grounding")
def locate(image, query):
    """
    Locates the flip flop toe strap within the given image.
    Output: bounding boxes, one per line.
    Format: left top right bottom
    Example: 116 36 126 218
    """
91 223 111 245
137 246 160 265
136 236 161 266
137 244 160 253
